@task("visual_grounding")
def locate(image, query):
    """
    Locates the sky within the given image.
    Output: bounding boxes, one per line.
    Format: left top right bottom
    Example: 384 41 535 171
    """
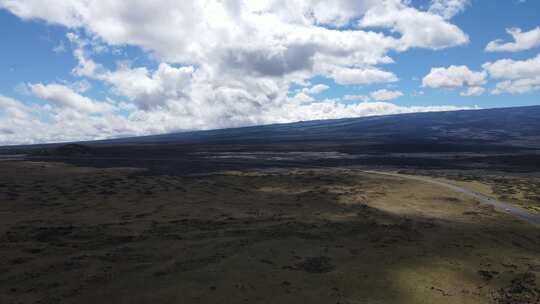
0 0 539 145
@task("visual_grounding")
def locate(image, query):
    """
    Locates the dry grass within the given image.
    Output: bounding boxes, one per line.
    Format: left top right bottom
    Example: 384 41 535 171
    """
0 161 539 304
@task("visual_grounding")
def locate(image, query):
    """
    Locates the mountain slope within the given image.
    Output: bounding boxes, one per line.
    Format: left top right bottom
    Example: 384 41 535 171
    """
98 105 540 150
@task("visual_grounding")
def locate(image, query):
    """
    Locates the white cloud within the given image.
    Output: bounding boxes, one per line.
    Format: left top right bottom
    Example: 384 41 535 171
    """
292 84 329 104
278 100 477 123
0 95 44 143
305 0 380 27
460 86 485 96
422 65 486 94
0 0 85 27
370 89 403 101
28 83 115 113
302 84 329 95
292 84 330 103
1 1 469 78
69 79 91 93
0 94 33 120
330 67 398 85
359 0 469 50
67 32 106 78
101 63 194 110
491 77 540 95
422 65 486 96
292 92 314 103
343 94 370 102
2 1 393 69
483 54 540 94
0 1 477 144
428 0 469 20
482 54 540 80
485 27 540 52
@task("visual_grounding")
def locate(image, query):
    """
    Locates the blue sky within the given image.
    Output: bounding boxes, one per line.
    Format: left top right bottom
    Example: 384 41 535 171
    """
0 0 539 144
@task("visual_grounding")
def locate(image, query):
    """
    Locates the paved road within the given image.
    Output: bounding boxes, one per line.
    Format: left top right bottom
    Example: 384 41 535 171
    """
363 170 540 226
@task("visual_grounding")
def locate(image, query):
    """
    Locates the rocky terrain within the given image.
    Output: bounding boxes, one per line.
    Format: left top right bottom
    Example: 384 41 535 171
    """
1 161 539 304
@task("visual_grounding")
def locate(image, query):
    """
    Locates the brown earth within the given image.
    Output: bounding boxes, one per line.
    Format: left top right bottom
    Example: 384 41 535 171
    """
1 161 539 304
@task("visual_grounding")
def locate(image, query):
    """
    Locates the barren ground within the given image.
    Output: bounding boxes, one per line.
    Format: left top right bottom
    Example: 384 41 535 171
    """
1 161 539 304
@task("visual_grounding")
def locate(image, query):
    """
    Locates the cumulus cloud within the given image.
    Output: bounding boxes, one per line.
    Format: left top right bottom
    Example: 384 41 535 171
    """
482 54 540 80
428 0 469 20
103 63 194 110
0 0 475 144
1 1 392 68
28 83 115 113
292 84 329 104
482 54 540 95
359 0 469 50
343 95 370 102
305 0 380 27
486 27 540 52
0 94 33 120
483 54 540 94
370 89 403 101
278 99 476 123
330 66 398 85
460 86 485 96
491 77 540 95
422 65 486 96
1 1 469 77
302 84 329 95
0 95 44 143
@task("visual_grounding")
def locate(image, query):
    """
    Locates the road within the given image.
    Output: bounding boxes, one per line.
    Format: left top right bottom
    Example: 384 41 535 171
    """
363 170 540 226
